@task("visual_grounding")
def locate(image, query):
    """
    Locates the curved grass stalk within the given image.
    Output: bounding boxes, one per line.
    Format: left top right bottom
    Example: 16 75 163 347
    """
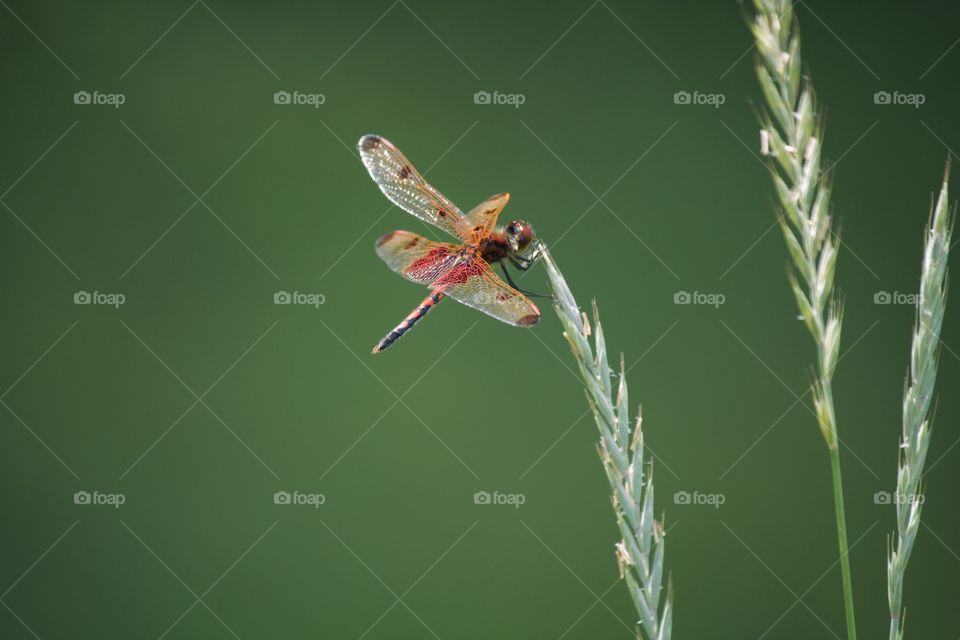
750 2 856 639
887 166 953 640
540 245 672 640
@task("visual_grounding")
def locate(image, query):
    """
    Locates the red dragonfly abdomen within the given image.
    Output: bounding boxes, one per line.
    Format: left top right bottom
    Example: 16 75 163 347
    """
372 289 446 353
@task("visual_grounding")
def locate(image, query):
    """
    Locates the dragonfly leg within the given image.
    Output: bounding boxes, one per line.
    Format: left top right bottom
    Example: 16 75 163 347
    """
510 246 542 271
500 263 553 300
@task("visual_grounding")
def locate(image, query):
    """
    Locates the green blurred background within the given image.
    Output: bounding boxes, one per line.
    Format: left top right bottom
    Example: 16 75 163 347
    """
2 1 958 638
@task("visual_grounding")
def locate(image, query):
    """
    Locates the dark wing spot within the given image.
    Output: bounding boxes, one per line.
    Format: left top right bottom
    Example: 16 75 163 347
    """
518 312 541 326
404 236 420 249
376 231 395 247
473 225 482 232
397 165 411 180
360 135 381 151
436 207 447 218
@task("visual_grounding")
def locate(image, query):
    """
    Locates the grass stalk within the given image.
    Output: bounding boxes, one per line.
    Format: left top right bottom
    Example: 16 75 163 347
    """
539 244 672 640
887 166 953 640
750 2 857 638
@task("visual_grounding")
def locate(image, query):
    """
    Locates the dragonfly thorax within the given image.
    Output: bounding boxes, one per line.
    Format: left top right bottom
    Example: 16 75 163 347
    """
478 234 509 264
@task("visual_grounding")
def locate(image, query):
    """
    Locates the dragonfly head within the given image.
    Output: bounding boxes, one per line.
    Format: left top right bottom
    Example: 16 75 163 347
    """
504 220 536 254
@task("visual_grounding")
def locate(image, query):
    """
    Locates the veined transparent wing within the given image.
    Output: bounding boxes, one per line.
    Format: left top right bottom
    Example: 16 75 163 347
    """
375 230 461 285
432 257 540 327
359 135 469 241
464 192 509 241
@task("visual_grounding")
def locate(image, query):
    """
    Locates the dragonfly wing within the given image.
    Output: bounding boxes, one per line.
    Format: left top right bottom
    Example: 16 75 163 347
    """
359 135 469 240
465 192 509 240
376 230 461 285
433 257 540 327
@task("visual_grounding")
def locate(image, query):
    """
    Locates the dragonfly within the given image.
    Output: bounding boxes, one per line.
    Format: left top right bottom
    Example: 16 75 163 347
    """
358 134 546 353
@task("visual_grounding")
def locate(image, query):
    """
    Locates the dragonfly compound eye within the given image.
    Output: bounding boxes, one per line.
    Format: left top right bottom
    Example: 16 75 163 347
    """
515 223 535 252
